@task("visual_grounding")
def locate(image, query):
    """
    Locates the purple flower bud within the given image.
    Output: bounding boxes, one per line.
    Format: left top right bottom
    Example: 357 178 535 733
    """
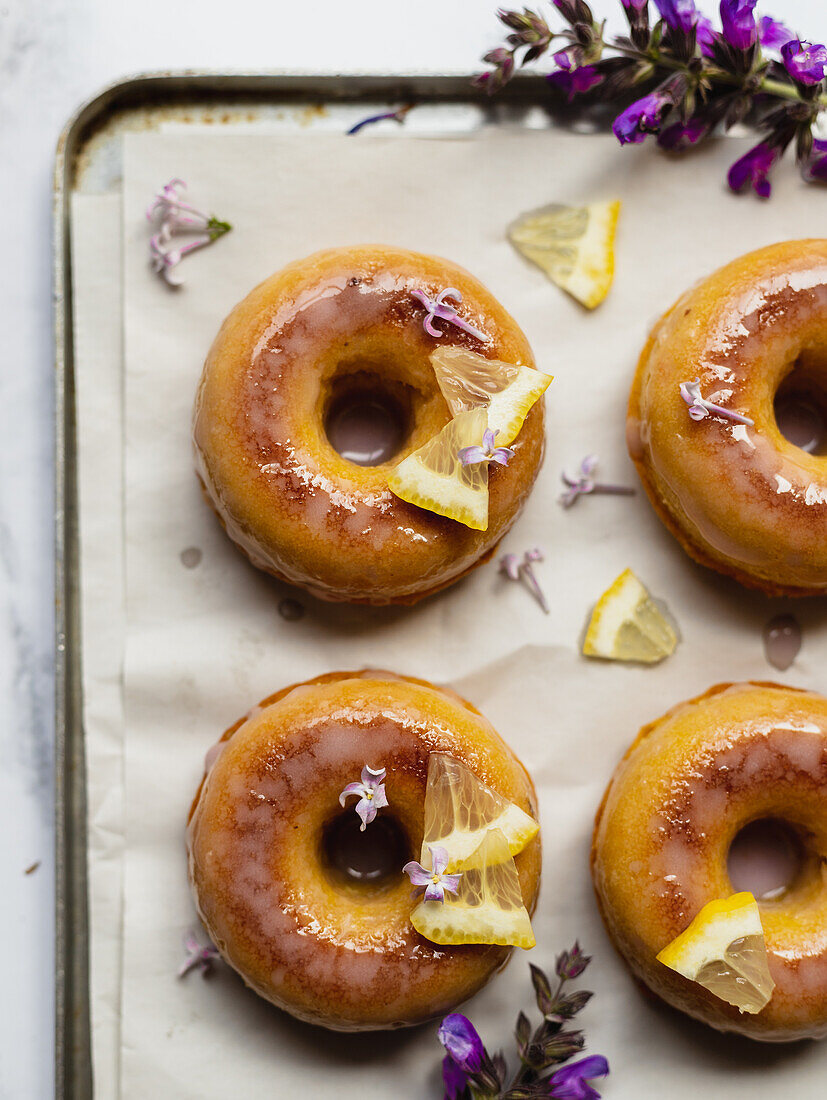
654 0 698 35
438 1014 486 1074
657 117 707 150
441 1054 468 1100
548 65 603 101
548 1055 610 1100
727 141 779 198
720 0 757 51
556 942 591 980
696 14 718 56
805 138 827 182
758 15 794 51
612 89 672 145
781 39 827 85
621 0 648 11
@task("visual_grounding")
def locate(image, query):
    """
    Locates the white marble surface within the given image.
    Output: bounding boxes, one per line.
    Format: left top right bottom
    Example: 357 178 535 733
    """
0 1 824 1096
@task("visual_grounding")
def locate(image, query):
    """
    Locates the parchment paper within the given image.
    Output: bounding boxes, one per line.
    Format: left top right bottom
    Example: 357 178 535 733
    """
118 130 827 1098
71 193 125 1098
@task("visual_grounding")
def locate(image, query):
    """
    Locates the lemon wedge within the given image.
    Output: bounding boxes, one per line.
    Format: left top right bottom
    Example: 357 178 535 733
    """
430 347 552 447
657 893 775 1014
582 568 677 664
508 200 620 309
411 828 535 949
388 408 489 530
421 753 539 871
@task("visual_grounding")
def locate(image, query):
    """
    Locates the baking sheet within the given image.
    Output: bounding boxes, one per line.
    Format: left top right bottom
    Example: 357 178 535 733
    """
70 193 125 1099
113 129 827 1096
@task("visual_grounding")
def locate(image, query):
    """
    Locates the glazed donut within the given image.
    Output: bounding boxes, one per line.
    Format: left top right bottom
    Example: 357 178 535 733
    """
186 670 541 1031
627 240 827 596
193 245 545 604
591 681 827 1042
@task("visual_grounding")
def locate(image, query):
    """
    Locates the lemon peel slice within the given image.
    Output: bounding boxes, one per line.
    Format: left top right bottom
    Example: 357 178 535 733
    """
508 200 620 309
582 568 677 664
657 892 775 1014
430 347 552 447
411 828 535 949
421 753 539 871
388 408 489 530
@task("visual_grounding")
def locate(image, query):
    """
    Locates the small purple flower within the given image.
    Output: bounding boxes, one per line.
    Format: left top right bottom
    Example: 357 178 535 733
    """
720 0 758 51
548 1055 610 1100
178 931 220 979
805 138 827 182
556 941 591 980
679 378 754 425
560 455 636 507
441 1054 469 1100
150 233 213 287
621 0 648 12
612 89 673 145
548 64 604 101
781 39 827 85
411 287 488 342
438 1014 485 1074
499 548 549 613
654 0 698 34
403 845 462 903
727 141 779 198
458 427 515 468
339 764 388 831
657 116 708 150
696 14 718 56
758 15 794 51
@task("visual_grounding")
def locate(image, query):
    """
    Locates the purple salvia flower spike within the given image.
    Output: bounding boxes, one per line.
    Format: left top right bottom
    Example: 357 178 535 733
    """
411 287 488 342
499 553 521 581
680 378 754 425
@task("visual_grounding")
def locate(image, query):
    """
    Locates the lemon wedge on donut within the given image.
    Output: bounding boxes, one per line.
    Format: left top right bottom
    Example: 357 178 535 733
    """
421 753 539 872
411 829 536 949
388 408 489 530
508 200 620 309
582 568 677 664
657 892 775 1014
430 347 552 447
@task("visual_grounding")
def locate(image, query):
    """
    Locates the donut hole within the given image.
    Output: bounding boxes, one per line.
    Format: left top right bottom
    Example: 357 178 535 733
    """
324 371 415 467
727 818 806 900
774 355 827 455
321 810 411 892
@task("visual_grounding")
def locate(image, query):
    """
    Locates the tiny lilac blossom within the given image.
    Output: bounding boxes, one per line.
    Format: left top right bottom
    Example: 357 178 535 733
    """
339 765 388 831
679 378 754 425
720 0 758 51
758 15 794 51
781 39 827 85
403 845 461 903
458 427 515 468
178 931 220 979
548 1055 611 1100
411 287 488 342
560 455 636 507
499 548 549 613
805 138 827 181
146 180 231 287
657 117 708 150
696 14 718 57
150 233 213 287
727 141 780 198
548 64 604 100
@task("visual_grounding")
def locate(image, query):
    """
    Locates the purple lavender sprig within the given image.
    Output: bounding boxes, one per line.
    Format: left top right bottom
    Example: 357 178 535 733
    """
476 1 827 197
437 944 608 1099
